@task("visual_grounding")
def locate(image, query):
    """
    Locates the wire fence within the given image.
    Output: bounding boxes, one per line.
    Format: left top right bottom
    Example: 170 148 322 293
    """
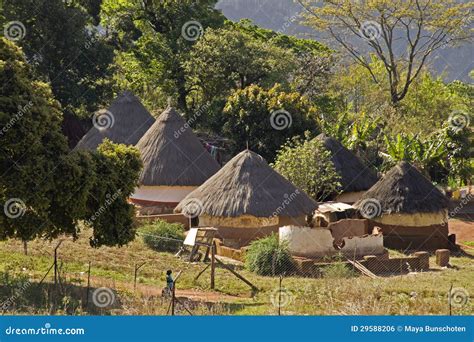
0 228 470 316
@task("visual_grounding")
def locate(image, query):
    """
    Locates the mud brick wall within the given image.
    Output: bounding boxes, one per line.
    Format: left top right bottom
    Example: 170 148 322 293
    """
328 219 369 243
360 256 423 274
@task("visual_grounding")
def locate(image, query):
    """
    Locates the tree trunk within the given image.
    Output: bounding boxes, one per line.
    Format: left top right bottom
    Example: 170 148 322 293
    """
23 240 27 256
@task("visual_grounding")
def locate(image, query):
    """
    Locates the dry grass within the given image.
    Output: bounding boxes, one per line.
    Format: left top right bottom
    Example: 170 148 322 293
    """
0 225 473 315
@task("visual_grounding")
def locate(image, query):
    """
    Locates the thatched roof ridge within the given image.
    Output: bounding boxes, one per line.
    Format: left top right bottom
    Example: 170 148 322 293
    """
137 106 220 186
316 133 379 192
354 161 449 214
175 149 317 217
74 91 154 150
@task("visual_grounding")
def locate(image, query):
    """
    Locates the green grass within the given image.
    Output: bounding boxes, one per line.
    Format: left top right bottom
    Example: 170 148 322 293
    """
0 226 473 315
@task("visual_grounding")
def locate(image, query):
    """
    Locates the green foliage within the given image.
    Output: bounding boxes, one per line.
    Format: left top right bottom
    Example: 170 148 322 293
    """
185 25 295 104
102 0 225 111
273 135 341 201
0 38 141 247
222 84 319 161
245 234 294 276
3 0 115 145
85 140 142 247
140 220 185 253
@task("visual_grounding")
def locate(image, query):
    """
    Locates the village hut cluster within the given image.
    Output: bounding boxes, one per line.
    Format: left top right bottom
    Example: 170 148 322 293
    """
78 91 455 274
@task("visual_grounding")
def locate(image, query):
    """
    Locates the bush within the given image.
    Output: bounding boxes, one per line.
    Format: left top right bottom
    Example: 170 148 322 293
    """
244 234 294 276
140 220 185 252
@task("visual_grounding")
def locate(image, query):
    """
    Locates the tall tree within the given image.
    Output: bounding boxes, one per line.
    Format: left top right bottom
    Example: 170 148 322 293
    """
102 0 225 112
222 84 319 161
0 37 141 247
3 0 115 147
298 0 473 104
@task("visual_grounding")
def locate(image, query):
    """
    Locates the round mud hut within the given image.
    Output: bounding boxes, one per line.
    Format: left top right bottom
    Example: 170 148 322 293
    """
354 161 449 250
74 91 155 150
130 106 220 214
175 149 317 248
316 133 379 203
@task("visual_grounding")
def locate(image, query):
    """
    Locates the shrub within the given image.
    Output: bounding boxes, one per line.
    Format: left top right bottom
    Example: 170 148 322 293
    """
140 220 185 252
244 234 294 276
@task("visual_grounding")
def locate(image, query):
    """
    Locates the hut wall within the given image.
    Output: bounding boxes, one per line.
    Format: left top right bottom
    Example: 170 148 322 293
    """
199 214 306 248
335 191 365 204
369 210 449 250
374 211 447 227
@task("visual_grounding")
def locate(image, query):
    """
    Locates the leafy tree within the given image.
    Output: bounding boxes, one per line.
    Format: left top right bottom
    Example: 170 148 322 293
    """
272 135 341 201
329 59 472 137
185 25 295 104
3 0 115 146
101 0 225 112
222 84 319 161
298 0 473 104
0 38 141 247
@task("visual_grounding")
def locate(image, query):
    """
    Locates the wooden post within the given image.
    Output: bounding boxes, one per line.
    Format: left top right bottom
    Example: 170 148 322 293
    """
85 261 91 308
171 282 176 316
278 275 282 316
449 283 453 316
134 262 146 292
210 242 215 290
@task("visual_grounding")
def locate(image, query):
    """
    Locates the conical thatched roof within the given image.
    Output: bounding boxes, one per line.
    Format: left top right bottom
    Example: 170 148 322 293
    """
354 161 449 214
74 91 154 150
316 133 379 192
175 150 317 217
137 106 220 186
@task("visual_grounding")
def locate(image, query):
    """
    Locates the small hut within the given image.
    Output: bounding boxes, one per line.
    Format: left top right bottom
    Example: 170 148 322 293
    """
130 106 220 214
74 91 154 150
316 133 379 203
354 161 449 250
175 149 317 247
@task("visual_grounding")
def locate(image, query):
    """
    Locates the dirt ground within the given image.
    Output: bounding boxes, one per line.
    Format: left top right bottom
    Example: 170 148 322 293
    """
449 219 474 243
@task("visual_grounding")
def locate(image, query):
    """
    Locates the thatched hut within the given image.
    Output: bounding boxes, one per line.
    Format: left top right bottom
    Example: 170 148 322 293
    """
354 161 449 250
316 134 379 203
74 91 154 150
175 149 317 247
130 106 220 214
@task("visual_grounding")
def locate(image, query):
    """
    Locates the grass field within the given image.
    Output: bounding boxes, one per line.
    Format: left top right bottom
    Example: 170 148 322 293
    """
0 224 472 316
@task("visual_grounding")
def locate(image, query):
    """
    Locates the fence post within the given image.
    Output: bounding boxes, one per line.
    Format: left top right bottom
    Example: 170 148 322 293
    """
278 275 283 316
134 262 146 292
85 261 91 308
210 242 215 290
